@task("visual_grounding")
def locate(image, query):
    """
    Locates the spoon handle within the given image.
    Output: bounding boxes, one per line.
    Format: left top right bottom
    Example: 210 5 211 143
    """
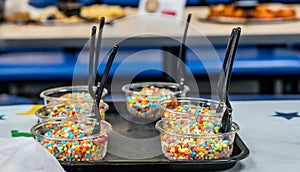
178 13 192 93
222 28 241 109
92 45 118 135
96 44 119 106
94 17 106 85
88 26 97 100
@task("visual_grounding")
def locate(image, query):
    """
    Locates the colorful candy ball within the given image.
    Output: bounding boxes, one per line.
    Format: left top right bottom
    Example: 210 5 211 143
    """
159 97 226 129
40 86 108 105
35 101 109 121
155 120 239 160
122 82 190 123
31 118 112 161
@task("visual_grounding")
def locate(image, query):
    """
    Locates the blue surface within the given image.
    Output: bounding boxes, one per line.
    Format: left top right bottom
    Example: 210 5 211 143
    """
1 46 300 80
0 95 32 105
186 46 300 76
204 0 232 4
29 0 94 7
28 0 300 8
0 65 74 80
0 47 164 80
29 0 202 7
102 0 139 6
0 49 76 80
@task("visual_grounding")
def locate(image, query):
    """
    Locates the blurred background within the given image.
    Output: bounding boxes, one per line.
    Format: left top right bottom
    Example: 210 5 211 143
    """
0 0 300 104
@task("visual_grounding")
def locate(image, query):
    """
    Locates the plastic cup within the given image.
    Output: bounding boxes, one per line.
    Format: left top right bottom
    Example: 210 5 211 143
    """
121 82 190 124
159 97 227 129
31 118 112 161
40 85 108 105
155 119 239 160
35 101 109 122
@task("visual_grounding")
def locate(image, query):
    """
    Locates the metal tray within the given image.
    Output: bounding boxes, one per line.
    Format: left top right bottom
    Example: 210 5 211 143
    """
60 101 250 172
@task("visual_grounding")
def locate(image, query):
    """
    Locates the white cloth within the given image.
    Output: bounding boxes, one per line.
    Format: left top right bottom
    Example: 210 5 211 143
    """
0 137 65 172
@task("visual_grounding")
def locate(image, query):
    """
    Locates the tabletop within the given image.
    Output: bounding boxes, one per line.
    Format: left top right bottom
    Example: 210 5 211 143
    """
1 5 300 48
0 100 300 171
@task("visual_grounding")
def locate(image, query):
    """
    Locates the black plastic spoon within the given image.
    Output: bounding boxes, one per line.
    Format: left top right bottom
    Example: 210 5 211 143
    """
96 45 119 106
177 13 192 94
218 27 241 133
92 44 119 135
216 28 236 112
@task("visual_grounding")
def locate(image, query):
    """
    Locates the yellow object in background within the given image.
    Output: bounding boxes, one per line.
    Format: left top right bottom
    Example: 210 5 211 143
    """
80 4 126 21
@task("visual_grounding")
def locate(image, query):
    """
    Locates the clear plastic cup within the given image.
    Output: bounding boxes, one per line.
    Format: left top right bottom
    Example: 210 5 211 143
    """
35 101 109 122
155 119 239 160
159 97 227 130
40 85 108 105
40 85 108 117
31 118 112 161
121 82 190 124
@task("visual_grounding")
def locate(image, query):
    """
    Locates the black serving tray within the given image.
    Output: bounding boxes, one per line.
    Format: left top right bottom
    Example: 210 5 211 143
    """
60 101 250 172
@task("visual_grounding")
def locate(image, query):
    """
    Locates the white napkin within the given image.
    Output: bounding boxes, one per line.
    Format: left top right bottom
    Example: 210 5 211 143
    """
0 137 65 172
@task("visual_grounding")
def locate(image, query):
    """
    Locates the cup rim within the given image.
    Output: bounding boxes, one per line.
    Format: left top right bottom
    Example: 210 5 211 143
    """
39 85 108 102
30 118 112 141
159 97 228 118
35 101 109 120
121 82 190 96
155 120 239 138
